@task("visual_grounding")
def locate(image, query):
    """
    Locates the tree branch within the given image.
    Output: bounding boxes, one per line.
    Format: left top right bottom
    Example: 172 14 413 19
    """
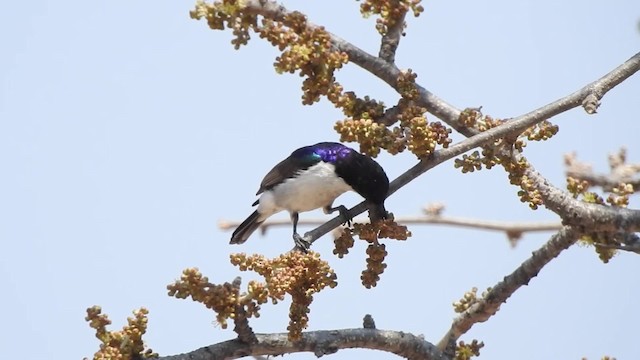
231 277 258 344
220 215 561 242
564 149 640 192
379 11 407 63
436 226 580 354
156 328 445 360
524 164 640 233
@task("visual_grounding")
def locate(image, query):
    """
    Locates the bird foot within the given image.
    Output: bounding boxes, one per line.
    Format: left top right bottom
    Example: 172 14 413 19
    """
329 205 353 227
293 233 311 253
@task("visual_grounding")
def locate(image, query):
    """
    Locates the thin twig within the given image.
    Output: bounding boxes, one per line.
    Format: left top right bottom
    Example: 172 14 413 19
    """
379 11 407 62
231 277 258 344
220 216 561 235
595 242 640 254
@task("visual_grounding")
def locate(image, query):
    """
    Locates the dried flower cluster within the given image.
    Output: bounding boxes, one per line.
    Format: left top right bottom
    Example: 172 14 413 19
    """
167 268 251 328
333 227 356 258
455 339 484 360
168 252 337 341
361 242 388 288
333 219 410 287
84 306 156 360
359 0 425 35
233 251 338 340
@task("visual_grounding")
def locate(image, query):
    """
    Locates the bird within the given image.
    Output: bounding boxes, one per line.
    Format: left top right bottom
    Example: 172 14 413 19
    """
230 142 389 249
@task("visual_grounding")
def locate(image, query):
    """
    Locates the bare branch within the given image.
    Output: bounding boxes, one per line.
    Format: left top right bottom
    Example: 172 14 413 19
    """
379 10 407 63
155 328 444 360
437 226 580 353
220 215 561 239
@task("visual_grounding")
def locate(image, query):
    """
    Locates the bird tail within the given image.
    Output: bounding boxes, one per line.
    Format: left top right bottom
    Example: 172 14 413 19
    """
368 202 388 222
230 210 265 244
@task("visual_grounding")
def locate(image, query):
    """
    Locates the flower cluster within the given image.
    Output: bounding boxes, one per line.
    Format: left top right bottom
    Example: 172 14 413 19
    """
606 183 633 207
452 287 479 313
455 109 550 209
84 306 156 360
455 339 484 360
359 0 425 35
333 219 410 288
167 268 252 328
335 70 451 157
190 0 258 49
168 252 336 341
231 251 338 340
566 176 591 197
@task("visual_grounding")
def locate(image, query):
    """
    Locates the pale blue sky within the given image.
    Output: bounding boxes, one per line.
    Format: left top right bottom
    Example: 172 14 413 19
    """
1 1 640 359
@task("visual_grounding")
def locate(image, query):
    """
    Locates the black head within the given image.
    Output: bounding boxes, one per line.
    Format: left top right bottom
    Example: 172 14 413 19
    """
332 150 389 219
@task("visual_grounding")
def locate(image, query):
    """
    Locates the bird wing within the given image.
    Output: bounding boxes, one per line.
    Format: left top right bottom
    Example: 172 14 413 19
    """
255 154 321 196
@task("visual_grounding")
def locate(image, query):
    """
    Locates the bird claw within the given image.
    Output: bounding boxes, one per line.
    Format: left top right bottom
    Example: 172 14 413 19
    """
326 205 353 227
335 205 353 227
293 233 311 253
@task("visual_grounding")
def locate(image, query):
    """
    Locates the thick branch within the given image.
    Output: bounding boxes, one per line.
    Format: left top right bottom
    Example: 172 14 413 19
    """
156 328 445 360
436 226 580 353
525 165 640 233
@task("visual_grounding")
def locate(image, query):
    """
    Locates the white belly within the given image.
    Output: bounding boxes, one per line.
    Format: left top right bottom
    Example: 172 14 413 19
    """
257 162 352 216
